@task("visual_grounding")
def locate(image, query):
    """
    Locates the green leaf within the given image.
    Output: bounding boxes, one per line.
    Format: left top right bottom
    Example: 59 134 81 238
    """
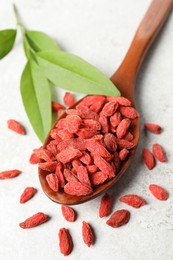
25 30 60 53
20 59 52 143
0 29 17 59
36 50 120 96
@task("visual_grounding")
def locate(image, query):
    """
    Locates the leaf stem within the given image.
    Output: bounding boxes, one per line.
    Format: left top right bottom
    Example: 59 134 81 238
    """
13 4 25 35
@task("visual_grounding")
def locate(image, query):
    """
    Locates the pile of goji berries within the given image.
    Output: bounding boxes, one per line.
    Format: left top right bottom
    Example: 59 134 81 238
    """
35 94 139 196
0 92 169 257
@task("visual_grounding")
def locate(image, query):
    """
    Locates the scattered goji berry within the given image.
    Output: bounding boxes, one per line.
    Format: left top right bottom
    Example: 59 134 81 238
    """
99 193 112 218
61 205 76 222
58 228 73 256
152 144 167 162
20 187 37 203
106 209 130 228
82 221 94 247
119 194 146 208
52 101 65 111
64 92 75 107
19 212 48 229
142 148 155 170
149 184 168 200
7 119 26 135
144 123 161 134
0 169 21 179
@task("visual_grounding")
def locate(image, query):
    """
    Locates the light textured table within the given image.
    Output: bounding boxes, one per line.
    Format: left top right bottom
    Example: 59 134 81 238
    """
0 1 173 259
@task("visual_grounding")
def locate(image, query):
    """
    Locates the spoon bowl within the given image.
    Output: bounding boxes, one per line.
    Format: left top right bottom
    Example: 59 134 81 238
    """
39 0 173 205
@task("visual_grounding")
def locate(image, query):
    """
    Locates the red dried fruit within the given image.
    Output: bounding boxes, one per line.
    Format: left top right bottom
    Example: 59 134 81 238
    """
52 101 65 111
19 212 48 229
86 140 111 159
123 131 133 141
112 152 121 173
61 205 76 222
56 148 82 164
57 138 87 151
39 162 57 172
116 138 135 149
86 165 98 174
90 98 106 113
58 228 73 256
76 127 97 139
46 141 59 155
64 92 75 107
46 173 59 192
64 181 93 196
55 162 66 187
20 187 37 203
90 171 108 186
58 109 65 118
29 152 40 164
119 106 139 119
7 119 26 135
0 169 21 179
66 108 80 116
64 115 82 133
79 95 105 107
71 159 82 172
106 209 130 228
83 119 101 131
116 118 131 139
107 96 131 106
104 133 117 152
34 147 55 162
119 194 146 208
82 221 94 247
99 115 109 133
63 169 78 182
144 123 161 134
56 129 74 140
99 193 112 217
94 155 115 179
149 184 168 200
79 151 93 165
119 148 129 161
76 104 98 120
110 111 122 128
152 144 167 162
101 101 118 117
142 148 155 170
77 166 91 186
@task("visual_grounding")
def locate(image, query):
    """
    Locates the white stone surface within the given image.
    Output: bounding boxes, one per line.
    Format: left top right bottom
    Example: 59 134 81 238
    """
0 0 173 259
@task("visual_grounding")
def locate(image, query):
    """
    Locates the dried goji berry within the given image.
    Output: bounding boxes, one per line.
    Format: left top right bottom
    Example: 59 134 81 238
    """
106 209 130 228
149 184 168 200
46 173 59 192
119 194 146 208
52 101 65 111
110 111 122 128
82 221 94 247
77 166 91 186
119 148 129 161
107 96 131 106
119 106 139 119
20 187 37 203
99 193 112 217
39 162 57 172
64 181 93 196
7 119 26 135
61 205 76 222
19 212 48 229
101 101 118 117
99 115 109 133
29 152 40 164
0 169 21 179
79 151 93 165
90 171 108 186
116 118 131 139
142 148 155 170
152 144 167 162
34 147 55 162
64 92 75 107
144 123 161 134
56 148 82 164
104 133 117 152
58 228 73 256
94 155 115 178
63 169 78 182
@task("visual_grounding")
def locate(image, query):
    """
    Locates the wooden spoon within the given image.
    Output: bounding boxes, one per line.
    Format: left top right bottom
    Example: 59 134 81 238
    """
39 0 173 205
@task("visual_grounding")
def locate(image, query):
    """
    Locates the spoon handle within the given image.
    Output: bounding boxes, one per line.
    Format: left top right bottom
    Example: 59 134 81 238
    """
111 0 173 102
